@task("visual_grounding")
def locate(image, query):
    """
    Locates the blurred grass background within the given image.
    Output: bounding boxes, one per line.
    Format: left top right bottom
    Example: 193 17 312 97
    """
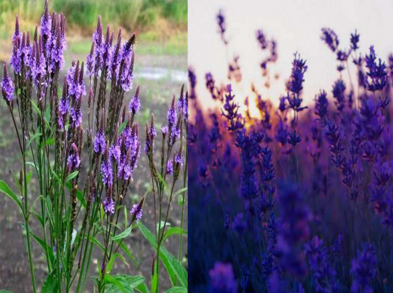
0 0 187 61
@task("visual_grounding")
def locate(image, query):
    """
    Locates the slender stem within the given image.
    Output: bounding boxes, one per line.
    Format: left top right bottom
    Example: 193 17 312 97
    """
178 135 187 261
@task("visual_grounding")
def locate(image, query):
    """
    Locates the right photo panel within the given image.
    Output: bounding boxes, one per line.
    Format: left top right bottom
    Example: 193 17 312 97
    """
188 0 393 292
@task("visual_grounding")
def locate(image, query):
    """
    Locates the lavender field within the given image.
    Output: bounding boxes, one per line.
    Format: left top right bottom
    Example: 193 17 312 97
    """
189 8 393 293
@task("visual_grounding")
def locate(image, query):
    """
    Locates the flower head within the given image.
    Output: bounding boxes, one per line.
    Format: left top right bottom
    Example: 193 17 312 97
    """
321 28 339 52
94 131 106 154
129 86 140 114
103 197 115 215
130 198 144 222
1 64 14 103
209 262 237 293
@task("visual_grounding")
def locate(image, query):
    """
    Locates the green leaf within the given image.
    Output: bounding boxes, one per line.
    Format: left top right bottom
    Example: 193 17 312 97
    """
162 227 187 243
0 180 23 212
138 223 187 287
157 221 171 234
111 226 132 242
107 253 129 274
173 188 187 198
166 287 187 293
40 137 55 149
156 173 169 198
44 106 51 125
116 240 138 266
26 132 42 150
89 236 105 252
66 171 79 183
0 290 15 293
41 270 57 293
31 100 41 116
26 170 33 186
20 223 54 265
105 275 132 293
106 275 149 293
118 121 128 135
119 275 149 293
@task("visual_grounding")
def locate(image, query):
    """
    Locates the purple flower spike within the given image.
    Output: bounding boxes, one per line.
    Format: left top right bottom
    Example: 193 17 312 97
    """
161 126 168 135
86 42 95 77
59 97 69 115
321 28 339 52
101 159 113 187
166 160 174 175
70 107 82 127
351 244 377 293
130 200 143 222
103 197 115 215
174 153 183 166
209 262 237 293
31 41 46 88
94 131 106 154
40 0 52 40
67 143 81 171
13 16 20 42
1 64 15 103
129 86 140 114
167 99 177 127
10 38 21 74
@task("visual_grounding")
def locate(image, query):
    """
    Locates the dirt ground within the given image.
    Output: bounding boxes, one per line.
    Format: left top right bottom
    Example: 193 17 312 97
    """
0 54 187 292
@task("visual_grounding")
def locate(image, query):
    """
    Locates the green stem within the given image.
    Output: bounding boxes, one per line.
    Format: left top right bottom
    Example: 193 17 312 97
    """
9 106 37 293
178 135 187 261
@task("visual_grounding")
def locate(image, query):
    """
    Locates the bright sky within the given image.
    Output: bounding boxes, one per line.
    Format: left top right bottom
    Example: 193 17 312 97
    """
189 0 393 112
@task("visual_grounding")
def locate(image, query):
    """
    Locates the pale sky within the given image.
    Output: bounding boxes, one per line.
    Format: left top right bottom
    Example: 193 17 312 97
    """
189 0 393 112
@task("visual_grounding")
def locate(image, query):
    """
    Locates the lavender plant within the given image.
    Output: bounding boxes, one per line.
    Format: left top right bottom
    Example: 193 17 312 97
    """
189 9 393 293
0 1 187 292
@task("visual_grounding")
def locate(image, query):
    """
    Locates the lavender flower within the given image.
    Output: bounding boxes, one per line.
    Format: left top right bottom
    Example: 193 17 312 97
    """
40 0 52 41
67 153 81 171
166 160 174 175
31 41 46 88
289 53 308 97
101 159 113 187
10 38 21 74
332 79 346 112
364 46 387 92
321 28 339 52
351 244 377 293
94 131 106 154
350 30 360 51
216 10 228 45
1 64 14 103
129 86 140 114
209 262 237 293
305 236 339 292
174 153 183 166
86 42 95 77
70 107 82 128
103 197 115 215
67 143 81 171
13 16 20 42
130 200 143 222
167 100 177 127
315 90 329 121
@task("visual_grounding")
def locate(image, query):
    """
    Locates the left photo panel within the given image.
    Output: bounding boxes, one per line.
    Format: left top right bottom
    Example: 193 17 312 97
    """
0 0 188 292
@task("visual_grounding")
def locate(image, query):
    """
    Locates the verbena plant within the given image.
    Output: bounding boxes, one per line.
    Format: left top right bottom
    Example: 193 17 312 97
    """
0 1 188 292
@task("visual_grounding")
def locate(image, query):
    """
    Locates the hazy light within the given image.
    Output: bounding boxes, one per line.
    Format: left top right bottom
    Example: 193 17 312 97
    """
189 0 393 111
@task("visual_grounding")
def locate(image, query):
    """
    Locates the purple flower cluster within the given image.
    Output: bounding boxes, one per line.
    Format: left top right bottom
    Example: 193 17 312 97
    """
1 64 14 103
209 262 237 293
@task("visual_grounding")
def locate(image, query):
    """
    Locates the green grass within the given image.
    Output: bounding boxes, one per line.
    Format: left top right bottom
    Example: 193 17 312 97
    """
64 31 187 61
0 0 187 34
